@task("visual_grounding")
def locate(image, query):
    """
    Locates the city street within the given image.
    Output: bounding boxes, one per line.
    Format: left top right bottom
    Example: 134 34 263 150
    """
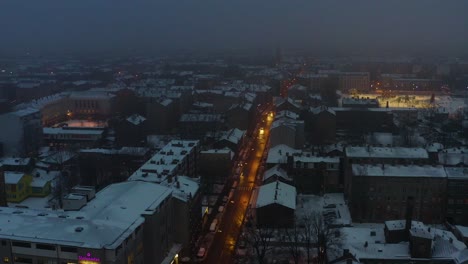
202 107 273 264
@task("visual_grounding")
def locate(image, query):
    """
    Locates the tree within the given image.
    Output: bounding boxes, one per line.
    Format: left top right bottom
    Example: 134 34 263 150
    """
280 223 302 264
245 226 275 264
300 212 342 264
48 150 78 209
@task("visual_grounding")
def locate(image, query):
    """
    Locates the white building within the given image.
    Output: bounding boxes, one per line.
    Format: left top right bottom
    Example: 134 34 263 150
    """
0 108 42 156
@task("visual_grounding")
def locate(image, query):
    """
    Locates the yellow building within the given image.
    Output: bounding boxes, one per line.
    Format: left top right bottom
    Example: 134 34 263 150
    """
30 180 52 197
5 172 32 203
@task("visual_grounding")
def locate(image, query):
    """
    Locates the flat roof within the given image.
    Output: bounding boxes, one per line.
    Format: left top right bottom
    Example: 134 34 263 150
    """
128 140 198 183
43 127 104 135
346 146 428 159
352 164 446 178
0 181 172 249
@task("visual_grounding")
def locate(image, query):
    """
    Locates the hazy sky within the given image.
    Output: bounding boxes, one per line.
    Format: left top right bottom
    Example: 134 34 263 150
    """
1 1 468 56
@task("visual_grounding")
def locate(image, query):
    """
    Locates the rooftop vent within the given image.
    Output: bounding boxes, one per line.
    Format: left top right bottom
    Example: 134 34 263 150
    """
75 227 84 233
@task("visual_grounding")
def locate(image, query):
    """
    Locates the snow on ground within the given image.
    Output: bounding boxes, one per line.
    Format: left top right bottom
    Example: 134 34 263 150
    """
296 193 352 227
8 194 54 210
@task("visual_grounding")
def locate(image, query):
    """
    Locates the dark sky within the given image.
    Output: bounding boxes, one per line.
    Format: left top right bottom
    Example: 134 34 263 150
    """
1 0 468 56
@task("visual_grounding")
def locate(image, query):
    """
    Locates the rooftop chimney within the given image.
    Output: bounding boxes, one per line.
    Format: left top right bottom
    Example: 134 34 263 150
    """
405 196 415 237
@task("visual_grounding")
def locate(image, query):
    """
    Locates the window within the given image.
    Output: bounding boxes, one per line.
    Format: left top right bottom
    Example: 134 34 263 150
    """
14 257 32 264
60 246 77 253
12 241 31 248
36 244 56 251
3 257 9 263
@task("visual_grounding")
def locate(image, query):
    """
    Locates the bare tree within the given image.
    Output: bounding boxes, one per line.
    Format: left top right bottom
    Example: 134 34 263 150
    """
245 226 275 264
48 150 78 209
280 223 302 264
301 212 342 264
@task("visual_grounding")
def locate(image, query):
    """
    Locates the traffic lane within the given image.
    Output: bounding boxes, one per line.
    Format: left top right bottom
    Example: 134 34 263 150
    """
204 111 272 263
216 190 252 264
203 186 252 263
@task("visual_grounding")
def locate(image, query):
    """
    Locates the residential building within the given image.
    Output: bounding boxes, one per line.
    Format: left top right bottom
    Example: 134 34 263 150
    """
269 118 305 149
4 172 32 203
338 72 370 91
290 154 340 194
4 169 55 203
256 181 296 228
214 128 245 153
308 106 336 144
445 167 468 225
262 165 292 185
265 144 302 169
43 126 105 149
69 91 116 119
146 97 178 134
344 146 430 193
274 97 301 114
0 108 42 156
78 147 151 189
128 140 199 182
350 164 447 223
179 114 223 140
332 107 394 134
0 181 177 264
340 221 467 264
114 114 147 146
199 148 234 184
342 97 379 108
225 103 254 131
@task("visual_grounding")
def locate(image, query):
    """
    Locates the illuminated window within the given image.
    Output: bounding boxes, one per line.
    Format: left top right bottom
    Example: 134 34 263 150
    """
3 257 9 263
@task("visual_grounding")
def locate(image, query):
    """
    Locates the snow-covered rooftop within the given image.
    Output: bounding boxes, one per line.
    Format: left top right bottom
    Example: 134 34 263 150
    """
219 128 245 145
445 167 468 179
275 110 299 120
456 225 468 238
296 193 352 227
263 165 291 182
341 221 465 262
4 171 26 184
159 176 199 202
0 181 172 249
43 127 104 136
352 164 447 178
128 140 198 183
266 144 302 164
346 146 429 159
126 114 146 125
256 181 296 210
438 148 468 166
293 154 339 164
310 105 336 115
0 157 31 166
179 114 222 122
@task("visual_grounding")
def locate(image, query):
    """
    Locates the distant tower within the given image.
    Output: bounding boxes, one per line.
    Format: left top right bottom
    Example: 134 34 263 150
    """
275 46 282 66
0 165 6 206
405 196 415 238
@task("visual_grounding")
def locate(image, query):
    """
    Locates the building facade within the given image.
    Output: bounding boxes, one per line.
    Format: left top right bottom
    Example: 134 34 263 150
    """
350 164 447 224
